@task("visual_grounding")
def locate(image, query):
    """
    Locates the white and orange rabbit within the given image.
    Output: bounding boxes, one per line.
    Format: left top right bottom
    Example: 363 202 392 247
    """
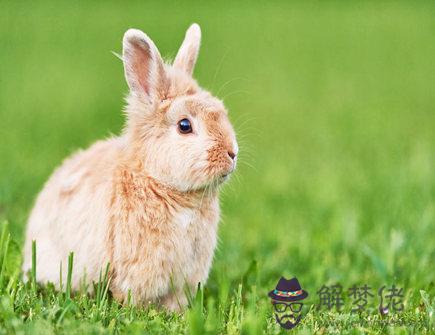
22 24 238 310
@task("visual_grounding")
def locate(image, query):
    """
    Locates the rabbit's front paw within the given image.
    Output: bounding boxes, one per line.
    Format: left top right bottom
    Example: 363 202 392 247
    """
160 291 188 312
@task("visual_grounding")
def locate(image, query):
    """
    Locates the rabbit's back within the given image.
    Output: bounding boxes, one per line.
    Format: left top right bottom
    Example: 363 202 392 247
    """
22 137 125 288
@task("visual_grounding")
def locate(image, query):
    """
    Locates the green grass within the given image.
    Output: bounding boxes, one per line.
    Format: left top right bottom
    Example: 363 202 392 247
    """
0 0 434 333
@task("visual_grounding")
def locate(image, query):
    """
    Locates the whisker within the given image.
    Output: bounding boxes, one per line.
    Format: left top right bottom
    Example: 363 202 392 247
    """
216 77 250 97
211 48 230 91
238 160 259 173
222 90 251 101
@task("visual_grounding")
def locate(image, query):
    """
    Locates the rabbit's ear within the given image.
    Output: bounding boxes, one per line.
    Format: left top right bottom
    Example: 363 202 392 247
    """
173 23 201 75
123 29 167 101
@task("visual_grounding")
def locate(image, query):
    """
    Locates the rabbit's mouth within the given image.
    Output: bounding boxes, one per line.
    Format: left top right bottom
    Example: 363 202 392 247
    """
218 161 236 182
220 173 230 181
203 171 232 188
218 168 234 182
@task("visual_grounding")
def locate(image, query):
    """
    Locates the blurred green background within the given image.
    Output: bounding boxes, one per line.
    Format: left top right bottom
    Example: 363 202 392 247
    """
0 0 434 330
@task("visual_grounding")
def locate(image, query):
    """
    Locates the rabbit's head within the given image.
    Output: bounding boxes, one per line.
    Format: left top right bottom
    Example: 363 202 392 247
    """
122 24 238 192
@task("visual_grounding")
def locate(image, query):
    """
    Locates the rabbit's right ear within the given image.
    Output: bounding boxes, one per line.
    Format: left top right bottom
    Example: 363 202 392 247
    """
173 24 201 75
123 29 167 102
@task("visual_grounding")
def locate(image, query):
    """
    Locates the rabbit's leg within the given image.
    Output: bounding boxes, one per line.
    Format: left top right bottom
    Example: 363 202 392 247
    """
160 289 189 312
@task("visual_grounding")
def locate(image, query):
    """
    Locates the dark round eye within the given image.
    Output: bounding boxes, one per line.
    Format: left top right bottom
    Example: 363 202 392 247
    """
178 118 192 134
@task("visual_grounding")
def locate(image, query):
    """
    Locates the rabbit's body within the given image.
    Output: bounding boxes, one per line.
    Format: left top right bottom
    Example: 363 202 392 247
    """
23 24 238 310
23 137 219 308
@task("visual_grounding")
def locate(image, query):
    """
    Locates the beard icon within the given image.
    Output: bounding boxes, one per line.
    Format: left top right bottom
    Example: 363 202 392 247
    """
273 302 303 329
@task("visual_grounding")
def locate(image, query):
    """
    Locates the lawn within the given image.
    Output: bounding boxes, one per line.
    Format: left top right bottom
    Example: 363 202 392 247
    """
0 1 434 333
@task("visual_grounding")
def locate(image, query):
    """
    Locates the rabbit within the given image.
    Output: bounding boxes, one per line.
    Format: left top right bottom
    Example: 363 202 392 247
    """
22 23 238 311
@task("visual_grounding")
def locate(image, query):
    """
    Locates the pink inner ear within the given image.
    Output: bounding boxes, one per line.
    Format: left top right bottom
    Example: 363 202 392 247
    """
185 44 197 74
130 41 152 95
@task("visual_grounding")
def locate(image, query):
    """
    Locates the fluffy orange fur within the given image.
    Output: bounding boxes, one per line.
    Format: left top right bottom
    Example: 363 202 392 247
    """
22 24 238 311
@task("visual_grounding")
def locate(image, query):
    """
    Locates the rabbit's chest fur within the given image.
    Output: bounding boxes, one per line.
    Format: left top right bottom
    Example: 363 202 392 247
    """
108 166 220 303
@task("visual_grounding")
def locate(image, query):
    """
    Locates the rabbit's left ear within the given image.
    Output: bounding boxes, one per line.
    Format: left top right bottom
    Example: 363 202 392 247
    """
123 29 167 102
173 23 201 75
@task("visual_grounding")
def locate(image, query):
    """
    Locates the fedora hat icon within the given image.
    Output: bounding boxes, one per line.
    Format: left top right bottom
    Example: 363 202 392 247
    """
268 277 308 302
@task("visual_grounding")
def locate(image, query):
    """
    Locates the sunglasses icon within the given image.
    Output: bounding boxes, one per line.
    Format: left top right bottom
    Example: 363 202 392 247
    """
273 302 303 313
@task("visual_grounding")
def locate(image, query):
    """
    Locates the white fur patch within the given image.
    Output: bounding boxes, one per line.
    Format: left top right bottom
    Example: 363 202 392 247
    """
60 169 86 193
173 208 195 229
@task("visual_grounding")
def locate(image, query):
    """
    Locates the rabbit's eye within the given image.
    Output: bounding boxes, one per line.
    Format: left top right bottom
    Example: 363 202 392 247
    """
178 118 192 134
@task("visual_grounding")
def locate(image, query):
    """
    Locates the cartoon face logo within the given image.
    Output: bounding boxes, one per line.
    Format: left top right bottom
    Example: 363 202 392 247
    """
272 301 303 329
269 277 308 329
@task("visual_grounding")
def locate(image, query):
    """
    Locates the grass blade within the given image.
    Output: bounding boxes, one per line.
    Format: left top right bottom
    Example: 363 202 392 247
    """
31 240 37 293
0 231 10 289
65 252 74 300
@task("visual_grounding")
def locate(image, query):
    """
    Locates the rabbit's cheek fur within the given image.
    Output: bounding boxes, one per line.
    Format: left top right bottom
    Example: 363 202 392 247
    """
142 132 211 191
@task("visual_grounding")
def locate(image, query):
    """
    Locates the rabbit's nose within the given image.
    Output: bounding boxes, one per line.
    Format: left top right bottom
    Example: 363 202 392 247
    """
227 150 236 160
